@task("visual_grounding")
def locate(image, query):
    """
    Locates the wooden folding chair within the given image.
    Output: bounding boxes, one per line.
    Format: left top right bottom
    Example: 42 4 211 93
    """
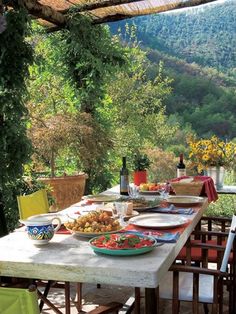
158 226 236 314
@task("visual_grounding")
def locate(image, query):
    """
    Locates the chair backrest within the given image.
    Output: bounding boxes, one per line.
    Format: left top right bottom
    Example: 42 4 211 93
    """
0 286 40 314
17 189 49 220
220 214 236 272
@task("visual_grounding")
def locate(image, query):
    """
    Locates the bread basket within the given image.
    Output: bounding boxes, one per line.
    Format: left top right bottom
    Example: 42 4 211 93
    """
171 178 204 196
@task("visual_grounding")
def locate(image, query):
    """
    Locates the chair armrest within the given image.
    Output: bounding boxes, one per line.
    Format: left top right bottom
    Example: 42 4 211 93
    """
192 230 229 237
190 242 225 251
170 264 228 277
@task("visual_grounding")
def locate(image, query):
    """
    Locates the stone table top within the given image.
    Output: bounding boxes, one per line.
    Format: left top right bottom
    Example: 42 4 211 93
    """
0 193 208 289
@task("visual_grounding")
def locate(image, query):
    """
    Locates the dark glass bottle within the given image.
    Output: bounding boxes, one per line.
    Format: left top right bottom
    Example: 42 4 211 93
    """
177 153 186 178
120 157 129 195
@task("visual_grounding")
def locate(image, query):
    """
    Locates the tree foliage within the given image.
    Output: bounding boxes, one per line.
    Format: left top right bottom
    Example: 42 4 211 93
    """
0 8 33 233
61 13 127 113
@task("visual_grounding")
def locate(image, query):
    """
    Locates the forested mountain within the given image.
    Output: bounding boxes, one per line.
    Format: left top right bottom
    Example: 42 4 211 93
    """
110 0 236 72
108 0 236 140
146 49 236 139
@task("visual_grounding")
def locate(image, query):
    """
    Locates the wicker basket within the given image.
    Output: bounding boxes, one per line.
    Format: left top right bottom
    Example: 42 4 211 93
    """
171 180 204 196
39 173 88 210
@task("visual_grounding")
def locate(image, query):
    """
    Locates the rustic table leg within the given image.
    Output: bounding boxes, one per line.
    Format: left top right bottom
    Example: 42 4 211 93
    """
145 287 158 314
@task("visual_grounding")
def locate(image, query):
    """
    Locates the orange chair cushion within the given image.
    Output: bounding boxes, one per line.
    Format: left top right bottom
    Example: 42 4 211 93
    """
177 239 233 263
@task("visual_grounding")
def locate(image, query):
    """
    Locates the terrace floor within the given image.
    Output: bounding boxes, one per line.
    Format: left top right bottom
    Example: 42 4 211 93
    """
41 281 230 314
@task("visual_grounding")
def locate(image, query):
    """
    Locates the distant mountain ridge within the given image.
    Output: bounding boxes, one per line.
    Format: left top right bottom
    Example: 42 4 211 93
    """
110 0 236 71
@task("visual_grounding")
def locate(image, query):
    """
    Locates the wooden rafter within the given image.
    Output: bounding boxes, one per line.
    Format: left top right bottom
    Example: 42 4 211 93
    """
5 0 219 29
60 0 144 14
18 0 66 26
93 0 218 23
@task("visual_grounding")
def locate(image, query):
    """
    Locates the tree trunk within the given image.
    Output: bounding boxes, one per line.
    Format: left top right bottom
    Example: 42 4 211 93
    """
0 192 8 237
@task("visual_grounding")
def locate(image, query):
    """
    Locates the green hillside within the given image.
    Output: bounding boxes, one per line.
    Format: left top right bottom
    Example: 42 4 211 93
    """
146 49 236 139
110 0 236 72
109 0 236 139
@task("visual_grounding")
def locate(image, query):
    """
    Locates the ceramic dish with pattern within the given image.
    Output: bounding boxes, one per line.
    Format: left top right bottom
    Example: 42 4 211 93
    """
89 233 161 256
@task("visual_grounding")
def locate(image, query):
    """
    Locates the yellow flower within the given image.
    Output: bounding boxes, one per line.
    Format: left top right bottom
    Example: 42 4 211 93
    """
188 136 236 170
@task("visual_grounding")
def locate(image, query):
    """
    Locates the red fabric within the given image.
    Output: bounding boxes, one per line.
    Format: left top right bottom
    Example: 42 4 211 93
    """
56 226 71 234
171 176 218 203
177 239 233 263
124 219 191 235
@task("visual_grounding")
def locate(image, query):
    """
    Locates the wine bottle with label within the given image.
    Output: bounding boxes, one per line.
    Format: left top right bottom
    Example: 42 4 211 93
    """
120 157 129 195
177 153 186 178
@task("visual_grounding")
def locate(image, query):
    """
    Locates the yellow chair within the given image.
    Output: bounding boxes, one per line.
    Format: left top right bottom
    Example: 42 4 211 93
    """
0 284 40 314
17 189 49 220
17 190 71 313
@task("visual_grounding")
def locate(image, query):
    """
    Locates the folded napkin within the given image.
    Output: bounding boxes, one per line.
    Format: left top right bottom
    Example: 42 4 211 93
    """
146 204 194 215
122 230 180 243
143 231 180 243
171 175 218 203
56 226 71 234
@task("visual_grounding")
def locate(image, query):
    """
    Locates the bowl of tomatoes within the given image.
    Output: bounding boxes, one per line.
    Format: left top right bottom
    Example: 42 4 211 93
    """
89 233 161 256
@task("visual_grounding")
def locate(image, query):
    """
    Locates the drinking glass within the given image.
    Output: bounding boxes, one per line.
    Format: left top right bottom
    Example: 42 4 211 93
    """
159 184 169 200
128 184 139 199
114 202 128 227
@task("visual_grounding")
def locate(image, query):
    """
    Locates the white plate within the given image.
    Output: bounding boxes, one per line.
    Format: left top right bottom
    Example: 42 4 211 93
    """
82 194 120 203
125 210 139 218
129 213 188 229
166 195 204 207
65 228 123 238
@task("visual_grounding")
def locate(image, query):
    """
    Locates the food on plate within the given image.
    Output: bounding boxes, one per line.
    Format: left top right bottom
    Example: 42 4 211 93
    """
131 197 160 210
132 198 150 209
90 233 155 250
139 183 164 192
64 211 121 233
99 202 133 216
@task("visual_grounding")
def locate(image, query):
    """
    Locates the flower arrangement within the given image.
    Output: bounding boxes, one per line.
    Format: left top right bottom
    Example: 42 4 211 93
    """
188 136 236 172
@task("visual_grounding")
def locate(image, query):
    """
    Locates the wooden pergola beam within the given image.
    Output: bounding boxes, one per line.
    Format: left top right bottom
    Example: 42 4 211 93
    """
61 0 144 14
18 0 66 26
5 0 218 29
94 0 218 24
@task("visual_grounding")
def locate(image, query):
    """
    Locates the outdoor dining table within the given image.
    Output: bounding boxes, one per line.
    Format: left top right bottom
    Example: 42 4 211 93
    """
0 187 209 314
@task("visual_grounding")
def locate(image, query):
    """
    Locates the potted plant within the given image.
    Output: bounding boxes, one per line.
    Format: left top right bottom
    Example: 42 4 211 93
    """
28 112 88 210
133 152 151 186
188 135 236 189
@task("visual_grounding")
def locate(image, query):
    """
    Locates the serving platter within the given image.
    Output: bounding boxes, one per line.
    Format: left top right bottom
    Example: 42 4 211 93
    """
83 194 120 203
89 234 161 256
166 195 204 207
65 228 124 238
129 213 188 229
